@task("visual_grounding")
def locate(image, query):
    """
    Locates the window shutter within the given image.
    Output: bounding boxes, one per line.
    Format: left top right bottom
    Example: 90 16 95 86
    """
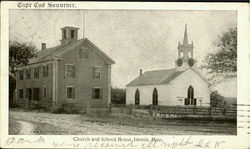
92 88 95 99
66 87 69 98
100 88 103 99
64 65 66 78
101 67 103 78
73 65 75 77
92 67 95 79
73 87 75 99
26 89 28 99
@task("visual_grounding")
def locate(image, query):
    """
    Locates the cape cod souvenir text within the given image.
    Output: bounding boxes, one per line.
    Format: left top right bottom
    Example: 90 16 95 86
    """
17 2 77 8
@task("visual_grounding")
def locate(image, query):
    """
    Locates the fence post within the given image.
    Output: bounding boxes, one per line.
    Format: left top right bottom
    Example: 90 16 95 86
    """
193 106 196 115
208 107 211 115
129 104 133 114
222 107 226 115
149 105 153 116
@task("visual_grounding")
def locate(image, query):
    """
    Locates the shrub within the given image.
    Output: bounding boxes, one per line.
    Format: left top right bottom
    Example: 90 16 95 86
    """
52 101 79 114
210 91 226 108
26 103 47 111
10 103 20 108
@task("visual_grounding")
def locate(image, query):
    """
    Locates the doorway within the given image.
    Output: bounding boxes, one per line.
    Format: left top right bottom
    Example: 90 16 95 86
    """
152 88 158 105
185 85 196 105
135 88 140 105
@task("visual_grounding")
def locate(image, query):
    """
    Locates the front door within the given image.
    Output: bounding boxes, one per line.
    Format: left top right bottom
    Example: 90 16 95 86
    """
135 89 140 105
185 86 196 106
152 88 158 105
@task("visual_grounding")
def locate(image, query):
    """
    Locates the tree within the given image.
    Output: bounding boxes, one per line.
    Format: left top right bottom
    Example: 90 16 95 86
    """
9 41 36 107
210 91 225 108
201 27 237 74
111 87 126 104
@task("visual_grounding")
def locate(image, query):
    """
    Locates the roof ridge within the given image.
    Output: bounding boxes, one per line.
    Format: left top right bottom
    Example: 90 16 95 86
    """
144 68 175 73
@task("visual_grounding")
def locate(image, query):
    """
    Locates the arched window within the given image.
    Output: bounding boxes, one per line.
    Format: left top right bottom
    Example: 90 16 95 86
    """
187 51 192 58
152 88 158 105
187 85 194 99
135 88 140 105
180 52 184 58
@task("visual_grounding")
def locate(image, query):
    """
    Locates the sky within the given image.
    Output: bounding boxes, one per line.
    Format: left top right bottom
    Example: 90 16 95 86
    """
9 10 237 88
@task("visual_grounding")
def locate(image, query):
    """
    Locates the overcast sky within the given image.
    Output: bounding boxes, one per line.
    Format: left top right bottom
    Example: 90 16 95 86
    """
9 10 237 88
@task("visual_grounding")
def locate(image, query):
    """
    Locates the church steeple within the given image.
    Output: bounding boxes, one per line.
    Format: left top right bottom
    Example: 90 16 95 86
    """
175 24 196 71
183 24 188 45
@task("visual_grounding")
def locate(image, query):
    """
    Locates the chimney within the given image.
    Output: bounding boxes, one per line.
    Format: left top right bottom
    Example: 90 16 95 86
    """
41 43 46 50
140 69 142 76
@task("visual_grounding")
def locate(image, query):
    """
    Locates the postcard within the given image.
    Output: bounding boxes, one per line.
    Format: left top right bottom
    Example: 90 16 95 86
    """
0 1 249 149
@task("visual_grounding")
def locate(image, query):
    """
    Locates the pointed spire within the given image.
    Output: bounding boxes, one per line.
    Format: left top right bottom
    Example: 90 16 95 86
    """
183 24 188 45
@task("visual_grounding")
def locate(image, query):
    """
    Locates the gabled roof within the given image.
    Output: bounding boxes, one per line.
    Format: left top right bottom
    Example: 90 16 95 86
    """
126 68 184 86
126 67 210 86
25 38 115 66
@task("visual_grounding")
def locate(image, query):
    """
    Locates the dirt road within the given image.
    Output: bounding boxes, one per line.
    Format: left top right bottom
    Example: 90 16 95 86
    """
9 110 236 135
18 121 34 135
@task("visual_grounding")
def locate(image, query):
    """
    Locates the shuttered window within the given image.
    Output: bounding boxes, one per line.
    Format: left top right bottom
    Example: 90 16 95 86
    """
92 66 101 79
67 87 75 99
19 70 23 80
92 88 102 99
79 47 89 58
43 65 48 77
34 67 39 78
26 68 31 79
66 64 75 77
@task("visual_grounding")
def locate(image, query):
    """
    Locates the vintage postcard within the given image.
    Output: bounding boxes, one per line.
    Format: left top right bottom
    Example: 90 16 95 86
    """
0 1 250 149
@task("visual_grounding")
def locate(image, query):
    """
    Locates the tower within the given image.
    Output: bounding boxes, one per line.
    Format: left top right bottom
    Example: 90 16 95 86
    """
175 24 196 71
60 26 79 45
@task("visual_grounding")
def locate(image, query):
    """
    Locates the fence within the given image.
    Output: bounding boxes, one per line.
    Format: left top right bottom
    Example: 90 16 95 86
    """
110 104 237 119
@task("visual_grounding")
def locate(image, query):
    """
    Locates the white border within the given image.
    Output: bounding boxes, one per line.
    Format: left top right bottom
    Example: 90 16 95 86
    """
1 2 249 149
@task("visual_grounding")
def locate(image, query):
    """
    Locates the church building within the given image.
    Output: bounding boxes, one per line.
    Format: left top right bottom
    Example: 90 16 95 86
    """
126 25 211 107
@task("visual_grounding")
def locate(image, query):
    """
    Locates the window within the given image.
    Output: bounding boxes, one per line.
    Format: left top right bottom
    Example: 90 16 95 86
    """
180 52 184 58
199 100 202 106
33 88 40 101
188 51 192 58
26 68 31 79
66 64 75 77
93 66 101 79
63 30 66 39
79 47 89 58
43 65 48 77
34 67 39 78
19 70 23 80
19 89 23 99
43 86 47 98
92 88 102 99
67 87 75 99
135 88 140 105
71 30 75 38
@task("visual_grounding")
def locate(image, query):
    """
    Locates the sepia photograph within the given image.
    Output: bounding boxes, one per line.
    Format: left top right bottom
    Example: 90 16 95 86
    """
8 9 238 136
